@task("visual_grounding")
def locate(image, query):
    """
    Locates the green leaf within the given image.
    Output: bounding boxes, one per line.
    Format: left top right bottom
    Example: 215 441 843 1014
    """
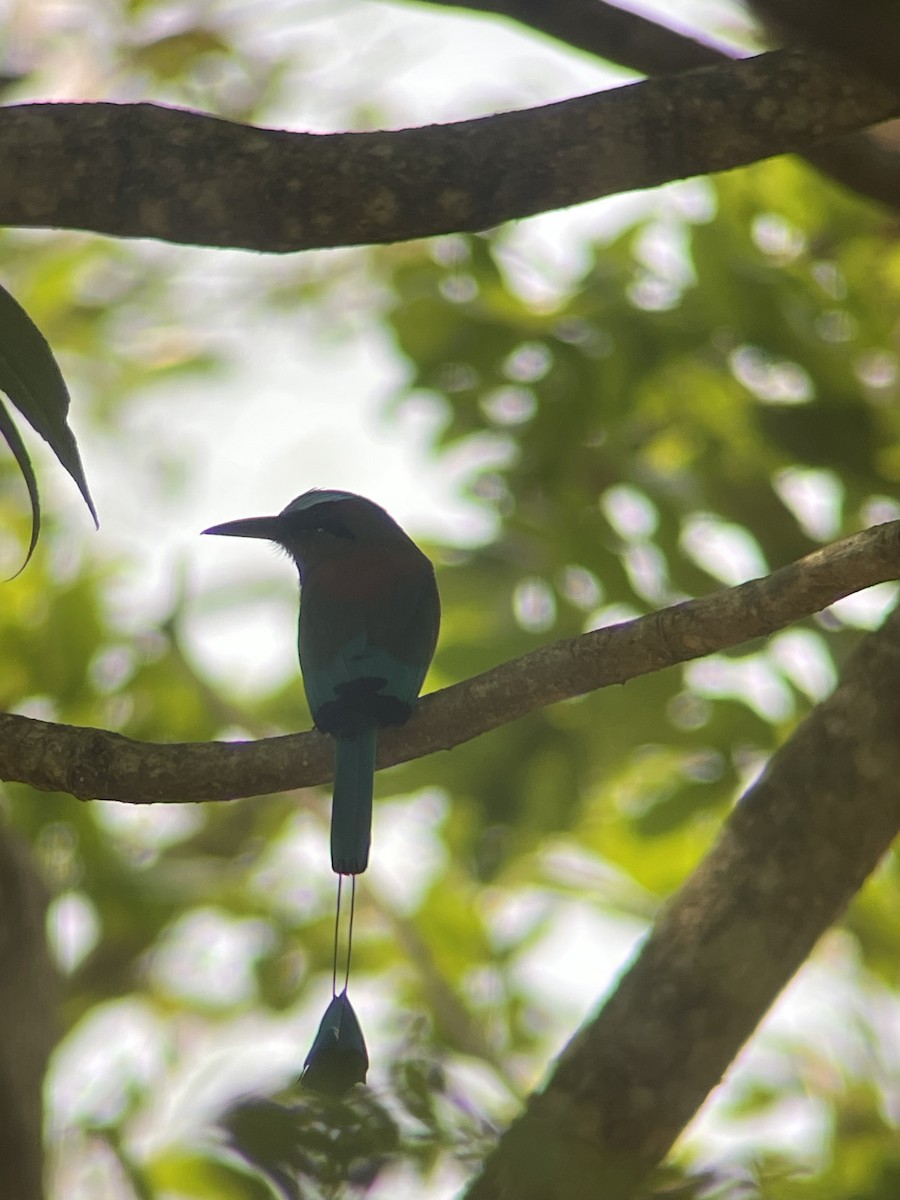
0 397 40 573
0 280 98 561
148 1148 273 1200
130 28 231 81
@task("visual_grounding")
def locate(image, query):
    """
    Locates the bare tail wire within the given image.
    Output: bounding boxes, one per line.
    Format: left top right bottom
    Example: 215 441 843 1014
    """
331 874 343 998
331 872 358 1001
344 876 357 995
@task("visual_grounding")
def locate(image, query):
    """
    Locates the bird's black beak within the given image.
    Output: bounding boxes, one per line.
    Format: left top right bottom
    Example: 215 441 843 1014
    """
202 515 285 542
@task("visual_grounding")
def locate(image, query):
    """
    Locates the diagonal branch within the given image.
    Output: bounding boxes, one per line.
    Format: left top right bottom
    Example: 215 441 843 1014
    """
1 520 899 804
413 0 900 211
749 0 900 90
0 825 56 1200
463 596 900 1200
0 50 897 252
411 0 729 73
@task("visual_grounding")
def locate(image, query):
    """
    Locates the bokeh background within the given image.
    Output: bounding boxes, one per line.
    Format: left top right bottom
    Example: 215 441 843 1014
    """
2 1 900 1196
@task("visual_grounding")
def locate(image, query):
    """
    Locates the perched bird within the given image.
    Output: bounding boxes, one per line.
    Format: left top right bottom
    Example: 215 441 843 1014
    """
204 489 440 875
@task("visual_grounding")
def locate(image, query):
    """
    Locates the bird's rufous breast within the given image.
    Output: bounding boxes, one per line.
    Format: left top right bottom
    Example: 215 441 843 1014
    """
309 545 422 602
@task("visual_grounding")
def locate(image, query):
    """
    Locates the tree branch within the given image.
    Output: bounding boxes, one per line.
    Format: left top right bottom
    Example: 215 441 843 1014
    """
411 0 729 74
0 825 57 1200
1 520 899 804
463 597 900 1199
0 50 897 252
420 0 900 212
749 0 900 90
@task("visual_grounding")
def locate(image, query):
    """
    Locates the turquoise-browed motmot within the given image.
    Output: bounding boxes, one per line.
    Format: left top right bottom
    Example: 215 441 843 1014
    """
204 489 440 876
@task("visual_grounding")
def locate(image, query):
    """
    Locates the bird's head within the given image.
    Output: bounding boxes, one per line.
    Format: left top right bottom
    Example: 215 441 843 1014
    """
203 489 414 576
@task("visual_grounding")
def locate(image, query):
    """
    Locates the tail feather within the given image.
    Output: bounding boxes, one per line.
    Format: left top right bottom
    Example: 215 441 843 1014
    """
331 729 377 874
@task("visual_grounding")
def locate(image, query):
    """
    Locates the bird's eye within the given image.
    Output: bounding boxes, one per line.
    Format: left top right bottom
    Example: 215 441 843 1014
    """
313 518 354 540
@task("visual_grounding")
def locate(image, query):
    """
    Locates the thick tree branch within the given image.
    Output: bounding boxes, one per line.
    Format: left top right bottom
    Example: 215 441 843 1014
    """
1 520 899 804
0 826 57 1200
463 598 900 1200
423 0 900 211
413 0 729 74
0 50 897 252
749 0 900 89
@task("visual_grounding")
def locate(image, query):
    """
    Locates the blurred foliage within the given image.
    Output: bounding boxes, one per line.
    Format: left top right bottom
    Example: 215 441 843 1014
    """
0 2 899 1199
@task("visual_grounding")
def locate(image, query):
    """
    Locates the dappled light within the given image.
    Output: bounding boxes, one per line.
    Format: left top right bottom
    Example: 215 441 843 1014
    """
0 2 899 1199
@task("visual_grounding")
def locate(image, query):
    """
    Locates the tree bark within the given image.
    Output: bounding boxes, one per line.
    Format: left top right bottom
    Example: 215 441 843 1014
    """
429 0 900 211
0 50 896 252
0 520 898 804
0 825 57 1200
749 0 900 88
464 599 900 1199
415 0 730 73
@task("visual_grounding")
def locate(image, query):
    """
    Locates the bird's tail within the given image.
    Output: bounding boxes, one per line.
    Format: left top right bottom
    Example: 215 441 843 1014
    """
331 728 378 875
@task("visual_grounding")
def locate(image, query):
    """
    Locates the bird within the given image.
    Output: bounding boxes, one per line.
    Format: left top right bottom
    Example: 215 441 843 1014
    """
204 489 440 876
